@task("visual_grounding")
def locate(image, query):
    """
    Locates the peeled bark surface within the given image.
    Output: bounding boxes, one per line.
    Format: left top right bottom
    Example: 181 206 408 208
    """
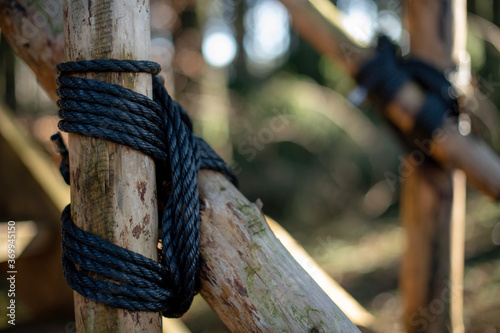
0 0 64 102
0 103 192 332
198 171 359 332
267 218 374 328
63 0 161 332
1 1 360 331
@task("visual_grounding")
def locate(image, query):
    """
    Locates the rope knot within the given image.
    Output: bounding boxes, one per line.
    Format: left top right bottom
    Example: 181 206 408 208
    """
355 35 459 138
55 59 236 318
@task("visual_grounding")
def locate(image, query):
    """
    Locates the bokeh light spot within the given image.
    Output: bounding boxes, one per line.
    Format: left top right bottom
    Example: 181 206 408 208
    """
202 28 237 68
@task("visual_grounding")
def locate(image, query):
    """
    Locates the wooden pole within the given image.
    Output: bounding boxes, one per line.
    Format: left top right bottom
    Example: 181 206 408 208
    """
4 0 500 198
399 167 466 333
400 1 466 332
276 0 500 201
62 0 161 332
0 0 64 103
0 101 193 332
1 2 362 331
266 217 375 328
197 171 359 332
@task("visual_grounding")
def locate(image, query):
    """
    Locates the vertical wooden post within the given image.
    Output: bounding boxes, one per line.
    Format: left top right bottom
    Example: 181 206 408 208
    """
3 5 364 331
63 1 161 332
400 1 466 332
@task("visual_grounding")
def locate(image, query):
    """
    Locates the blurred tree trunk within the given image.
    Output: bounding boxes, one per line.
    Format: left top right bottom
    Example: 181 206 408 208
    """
400 1 467 332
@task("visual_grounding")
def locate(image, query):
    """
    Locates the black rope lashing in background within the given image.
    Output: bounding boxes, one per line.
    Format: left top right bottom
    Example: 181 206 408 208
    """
355 36 459 139
52 59 237 318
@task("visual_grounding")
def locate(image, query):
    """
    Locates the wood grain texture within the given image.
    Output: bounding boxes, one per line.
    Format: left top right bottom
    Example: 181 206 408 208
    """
63 0 161 332
266 217 374 329
198 171 359 332
0 0 64 102
3 1 361 331
4 2 499 198
400 1 466 332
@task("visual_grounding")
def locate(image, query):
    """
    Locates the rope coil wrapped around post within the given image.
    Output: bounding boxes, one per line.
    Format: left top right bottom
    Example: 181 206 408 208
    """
355 36 460 139
52 59 237 318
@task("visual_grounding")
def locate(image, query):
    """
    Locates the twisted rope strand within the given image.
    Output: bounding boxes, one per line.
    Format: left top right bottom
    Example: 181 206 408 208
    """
55 59 236 318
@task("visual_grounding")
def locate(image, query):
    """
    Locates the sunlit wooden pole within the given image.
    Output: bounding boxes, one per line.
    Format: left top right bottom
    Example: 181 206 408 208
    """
400 1 466 332
63 0 161 332
2 2 362 331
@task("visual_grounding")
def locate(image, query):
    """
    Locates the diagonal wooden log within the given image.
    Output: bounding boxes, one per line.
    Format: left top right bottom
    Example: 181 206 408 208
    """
0 1 362 331
278 0 500 201
0 0 63 103
266 217 374 328
4 4 500 196
275 0 471 331
198 171 359 331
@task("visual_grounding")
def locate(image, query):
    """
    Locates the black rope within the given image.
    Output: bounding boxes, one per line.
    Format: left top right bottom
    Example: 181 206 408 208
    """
52 59 236 318
51 132 69 184
355 36 459 138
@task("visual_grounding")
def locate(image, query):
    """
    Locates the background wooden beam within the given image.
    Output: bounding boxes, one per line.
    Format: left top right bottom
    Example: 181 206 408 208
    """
400 1 466 332
277 0 500 200
0 0 63 102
